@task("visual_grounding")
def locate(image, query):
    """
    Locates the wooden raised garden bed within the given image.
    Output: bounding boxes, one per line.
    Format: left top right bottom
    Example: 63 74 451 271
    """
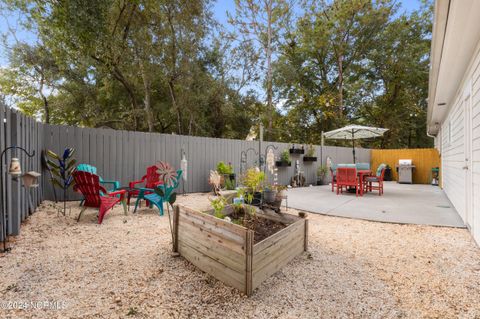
173 204 308 296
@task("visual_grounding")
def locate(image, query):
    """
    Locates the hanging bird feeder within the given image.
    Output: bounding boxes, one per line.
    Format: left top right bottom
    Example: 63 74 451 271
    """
22 171 41 188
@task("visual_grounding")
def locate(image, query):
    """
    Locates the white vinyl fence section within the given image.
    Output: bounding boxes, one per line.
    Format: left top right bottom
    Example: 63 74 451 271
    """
1 102 370 240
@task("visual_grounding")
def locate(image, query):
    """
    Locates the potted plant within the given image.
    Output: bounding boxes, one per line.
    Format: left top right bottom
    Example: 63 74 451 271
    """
276 149 292 167
216 161 235 189
241 167 265 206
316 165 329 185
263 183 277 203
303 144 317 162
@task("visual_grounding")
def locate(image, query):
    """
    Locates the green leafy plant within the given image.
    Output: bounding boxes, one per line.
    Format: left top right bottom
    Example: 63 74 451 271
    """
317 165 328 178
306 144 315 157
241 168 265 193
280 149 291 163
46 148 76 215
209 196 227 219
224 177 236 190
216 161 233 175
241 168 265 217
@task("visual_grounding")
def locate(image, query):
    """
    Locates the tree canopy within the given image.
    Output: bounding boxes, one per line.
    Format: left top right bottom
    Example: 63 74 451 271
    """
0 0 433 148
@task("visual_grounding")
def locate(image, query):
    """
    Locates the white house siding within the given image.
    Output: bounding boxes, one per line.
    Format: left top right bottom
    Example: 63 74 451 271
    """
441 40 480 244
441 94 465 220
472 48 480 243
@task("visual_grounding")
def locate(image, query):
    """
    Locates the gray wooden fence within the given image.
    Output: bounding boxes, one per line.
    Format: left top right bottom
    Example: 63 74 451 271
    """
42 125 370 200
1 102 370 240
1 104 44 242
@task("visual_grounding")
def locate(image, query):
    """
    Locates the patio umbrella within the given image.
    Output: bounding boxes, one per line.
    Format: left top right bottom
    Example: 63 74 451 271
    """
323 125 388 163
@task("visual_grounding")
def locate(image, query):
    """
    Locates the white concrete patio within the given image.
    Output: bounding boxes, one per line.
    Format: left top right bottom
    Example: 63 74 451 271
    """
285 182 465 227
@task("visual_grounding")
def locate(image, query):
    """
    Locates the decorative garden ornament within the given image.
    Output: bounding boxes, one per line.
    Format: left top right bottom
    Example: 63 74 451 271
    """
209 170 221 195
9 158 21 176
266 149 275 174
22 171 41 188
156 161 178 187
180 153 188 182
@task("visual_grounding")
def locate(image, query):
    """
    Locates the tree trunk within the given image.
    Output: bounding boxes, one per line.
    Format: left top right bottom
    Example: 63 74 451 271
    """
140 61 154 132
39 75 50 124
112 66 138 131
166 5 182 134
168 80 182 134
337 53 344 117
266 0 274 134
91 55 138 130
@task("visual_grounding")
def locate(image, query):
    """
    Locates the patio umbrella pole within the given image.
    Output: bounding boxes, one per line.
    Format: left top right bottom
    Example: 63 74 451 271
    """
352 138 356 164
352 128 356 164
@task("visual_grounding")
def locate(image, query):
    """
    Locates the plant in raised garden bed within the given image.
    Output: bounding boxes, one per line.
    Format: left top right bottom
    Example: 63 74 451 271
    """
209 195 227 219
241 167 265 207
46 148 76 215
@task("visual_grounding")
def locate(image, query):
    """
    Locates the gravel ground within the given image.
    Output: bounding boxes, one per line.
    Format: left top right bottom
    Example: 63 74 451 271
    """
1 193 479 318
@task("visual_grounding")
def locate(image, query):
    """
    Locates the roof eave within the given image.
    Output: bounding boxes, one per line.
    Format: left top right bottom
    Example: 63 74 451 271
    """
427 0 450 136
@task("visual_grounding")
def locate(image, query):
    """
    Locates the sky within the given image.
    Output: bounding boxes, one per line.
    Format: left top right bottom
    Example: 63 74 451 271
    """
212 0 423 29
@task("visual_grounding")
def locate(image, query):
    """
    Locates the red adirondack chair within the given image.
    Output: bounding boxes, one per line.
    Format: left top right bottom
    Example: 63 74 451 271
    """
128 165 163 206
336 167 360 197
73 171 127 224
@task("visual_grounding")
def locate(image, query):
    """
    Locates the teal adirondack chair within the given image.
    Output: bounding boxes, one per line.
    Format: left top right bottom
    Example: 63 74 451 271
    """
77 164 120 191
134 170 183 215
76 164 120 205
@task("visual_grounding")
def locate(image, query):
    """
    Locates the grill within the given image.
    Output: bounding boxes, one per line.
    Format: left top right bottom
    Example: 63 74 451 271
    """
396 159 415 184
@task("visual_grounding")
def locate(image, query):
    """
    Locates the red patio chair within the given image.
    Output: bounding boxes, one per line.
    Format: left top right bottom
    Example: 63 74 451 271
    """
330 167 336 192
73 171 127 224
365 164 386 196
336 167 360 197
128 165 163 206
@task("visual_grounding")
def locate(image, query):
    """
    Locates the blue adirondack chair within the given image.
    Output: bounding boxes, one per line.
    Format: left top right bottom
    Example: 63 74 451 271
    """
76 164 120 205
134 170 183 215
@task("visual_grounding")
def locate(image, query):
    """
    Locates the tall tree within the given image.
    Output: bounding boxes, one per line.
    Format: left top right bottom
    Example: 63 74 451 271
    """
228 0 292 136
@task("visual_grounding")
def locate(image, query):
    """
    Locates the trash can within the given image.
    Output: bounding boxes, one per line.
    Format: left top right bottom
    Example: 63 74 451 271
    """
431 167 439 186
384 165 392 181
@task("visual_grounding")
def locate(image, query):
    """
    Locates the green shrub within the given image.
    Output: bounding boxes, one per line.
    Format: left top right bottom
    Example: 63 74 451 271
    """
306 144 315 157
280 149 291 163
224 177 236 190
216 161 233 174
210 196 227 219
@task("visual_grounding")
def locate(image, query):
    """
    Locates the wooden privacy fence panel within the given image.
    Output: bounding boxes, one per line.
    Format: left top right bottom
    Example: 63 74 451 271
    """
1 102 371 240
0 103 44 242
371 148 440 184
43 126 371 199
